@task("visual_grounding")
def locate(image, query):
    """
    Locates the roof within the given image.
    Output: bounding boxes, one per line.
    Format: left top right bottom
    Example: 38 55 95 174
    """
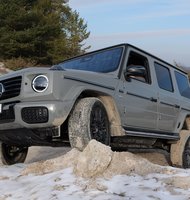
59 43 187 74
126 43 186 74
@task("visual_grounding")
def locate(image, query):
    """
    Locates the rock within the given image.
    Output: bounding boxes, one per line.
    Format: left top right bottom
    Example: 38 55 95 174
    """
74 140 113 178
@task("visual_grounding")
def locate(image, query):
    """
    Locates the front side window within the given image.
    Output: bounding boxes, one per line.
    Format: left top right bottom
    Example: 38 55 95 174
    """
53 47 123 73
126 51 151 83
175 71 190 99
154 63 173 92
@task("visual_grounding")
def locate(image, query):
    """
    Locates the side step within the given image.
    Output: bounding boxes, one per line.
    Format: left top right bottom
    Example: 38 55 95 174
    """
124 129 180 141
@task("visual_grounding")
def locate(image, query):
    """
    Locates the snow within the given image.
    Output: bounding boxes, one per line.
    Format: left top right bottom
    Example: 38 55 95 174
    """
0 141 190 200
1 166 190 200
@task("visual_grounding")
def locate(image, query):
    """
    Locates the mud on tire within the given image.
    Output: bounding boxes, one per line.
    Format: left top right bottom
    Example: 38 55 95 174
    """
68 97 110 151
170 130 190 168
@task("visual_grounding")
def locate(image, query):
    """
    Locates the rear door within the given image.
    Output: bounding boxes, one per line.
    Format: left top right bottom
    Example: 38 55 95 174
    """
154 62 180 132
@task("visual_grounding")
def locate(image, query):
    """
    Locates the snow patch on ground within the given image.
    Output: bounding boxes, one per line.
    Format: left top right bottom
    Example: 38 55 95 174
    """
0 140 190 200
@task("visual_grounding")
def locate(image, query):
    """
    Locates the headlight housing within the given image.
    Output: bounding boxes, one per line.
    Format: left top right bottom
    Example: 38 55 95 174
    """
32 75 49 93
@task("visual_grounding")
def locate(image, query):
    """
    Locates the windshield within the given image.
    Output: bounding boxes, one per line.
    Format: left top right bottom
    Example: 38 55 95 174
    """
52 47 123 73
175 71 190 99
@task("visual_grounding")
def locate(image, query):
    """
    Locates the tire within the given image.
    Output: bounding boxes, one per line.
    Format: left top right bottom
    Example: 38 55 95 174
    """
183 137 190 168
0 143 28 165
68 97 110 151
170 130 190 168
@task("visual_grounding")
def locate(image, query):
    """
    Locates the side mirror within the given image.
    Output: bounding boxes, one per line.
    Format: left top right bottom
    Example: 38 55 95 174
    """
124 65 146 81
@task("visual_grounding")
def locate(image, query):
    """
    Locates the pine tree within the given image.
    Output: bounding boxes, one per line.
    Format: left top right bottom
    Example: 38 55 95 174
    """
0 0 90 66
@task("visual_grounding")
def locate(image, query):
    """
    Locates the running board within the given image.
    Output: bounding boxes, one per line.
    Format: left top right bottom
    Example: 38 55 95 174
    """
124 129 180 141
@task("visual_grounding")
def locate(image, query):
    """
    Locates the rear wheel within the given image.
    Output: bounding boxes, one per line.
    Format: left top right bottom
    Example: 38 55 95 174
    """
170 130 190 168
68 98 110 151
0 143 28 165
183 137 190 168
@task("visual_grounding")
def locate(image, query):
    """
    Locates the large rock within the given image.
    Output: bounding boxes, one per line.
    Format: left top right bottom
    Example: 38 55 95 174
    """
74 140 113 178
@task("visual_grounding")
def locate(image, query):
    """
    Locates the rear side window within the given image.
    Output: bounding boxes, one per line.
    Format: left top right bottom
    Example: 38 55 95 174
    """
154 63 173 92
175 71 190 99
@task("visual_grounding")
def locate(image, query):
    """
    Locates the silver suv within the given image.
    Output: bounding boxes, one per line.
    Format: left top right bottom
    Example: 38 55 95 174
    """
0 44 189 168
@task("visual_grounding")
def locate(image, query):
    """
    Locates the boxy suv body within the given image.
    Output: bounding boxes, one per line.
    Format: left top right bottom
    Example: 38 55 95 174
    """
0 43 190 167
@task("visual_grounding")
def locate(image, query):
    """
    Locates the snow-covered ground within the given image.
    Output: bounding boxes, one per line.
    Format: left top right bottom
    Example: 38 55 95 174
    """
0 140 190 200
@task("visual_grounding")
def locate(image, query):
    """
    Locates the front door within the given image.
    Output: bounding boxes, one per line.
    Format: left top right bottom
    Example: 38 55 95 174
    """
121 50 158 130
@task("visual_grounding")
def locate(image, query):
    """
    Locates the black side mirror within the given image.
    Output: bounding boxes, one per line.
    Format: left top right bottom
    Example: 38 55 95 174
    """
124 65 146 81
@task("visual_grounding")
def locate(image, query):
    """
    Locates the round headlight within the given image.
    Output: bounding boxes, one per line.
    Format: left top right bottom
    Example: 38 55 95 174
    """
32 75 49 93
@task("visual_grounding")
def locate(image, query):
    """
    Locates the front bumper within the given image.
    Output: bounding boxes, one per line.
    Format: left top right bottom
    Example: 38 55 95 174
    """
0 100 72 130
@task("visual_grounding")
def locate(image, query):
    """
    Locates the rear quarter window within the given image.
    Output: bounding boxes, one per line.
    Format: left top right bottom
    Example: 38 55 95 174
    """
175 71 190 99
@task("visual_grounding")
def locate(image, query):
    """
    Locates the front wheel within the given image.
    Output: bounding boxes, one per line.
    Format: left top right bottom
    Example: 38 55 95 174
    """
68 98 110 151
0 143 28 165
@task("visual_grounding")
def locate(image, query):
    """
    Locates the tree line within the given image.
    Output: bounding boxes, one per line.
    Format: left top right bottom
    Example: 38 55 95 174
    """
0 0 90 70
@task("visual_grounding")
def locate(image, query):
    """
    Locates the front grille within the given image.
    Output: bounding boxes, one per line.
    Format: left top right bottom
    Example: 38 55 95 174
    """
0 105 15 123
21 107 49 124
0 76 22 100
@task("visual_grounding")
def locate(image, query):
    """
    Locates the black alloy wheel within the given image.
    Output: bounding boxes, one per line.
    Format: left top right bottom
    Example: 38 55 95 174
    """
90 102 110 145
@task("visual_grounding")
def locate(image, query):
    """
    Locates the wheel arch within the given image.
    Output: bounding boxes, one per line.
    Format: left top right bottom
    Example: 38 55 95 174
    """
77 90 125 137
61 89 124 139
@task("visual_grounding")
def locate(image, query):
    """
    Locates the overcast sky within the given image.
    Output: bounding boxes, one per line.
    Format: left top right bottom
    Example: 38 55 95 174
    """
69 0 190 67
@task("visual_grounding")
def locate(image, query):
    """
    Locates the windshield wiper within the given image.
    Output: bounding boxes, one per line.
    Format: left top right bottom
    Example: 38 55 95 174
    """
50 65 65 71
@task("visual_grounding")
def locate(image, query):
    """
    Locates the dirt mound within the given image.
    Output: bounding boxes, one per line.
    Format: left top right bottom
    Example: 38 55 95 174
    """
22 148 80 175
135 151 170 166
22 140 171 178
103 152 163 178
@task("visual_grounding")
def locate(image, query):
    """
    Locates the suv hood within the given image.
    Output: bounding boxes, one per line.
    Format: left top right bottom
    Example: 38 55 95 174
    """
61 69 119 90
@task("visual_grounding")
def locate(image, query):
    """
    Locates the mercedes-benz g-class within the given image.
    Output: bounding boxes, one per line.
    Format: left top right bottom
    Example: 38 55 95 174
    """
0 44 189 168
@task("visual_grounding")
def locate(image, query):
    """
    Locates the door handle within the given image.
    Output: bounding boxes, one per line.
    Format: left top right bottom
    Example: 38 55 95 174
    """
175 104 180 109
150 97 157 102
